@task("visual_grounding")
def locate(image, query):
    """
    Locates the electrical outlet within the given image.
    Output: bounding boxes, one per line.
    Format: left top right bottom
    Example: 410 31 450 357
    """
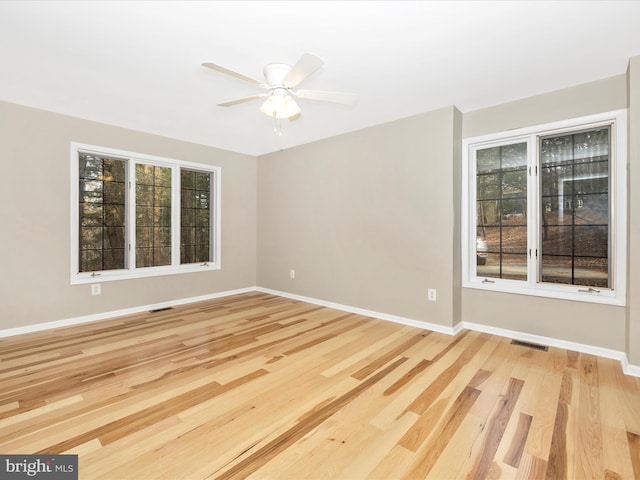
427 288 436 301
91 284 101 296
289 269 295 279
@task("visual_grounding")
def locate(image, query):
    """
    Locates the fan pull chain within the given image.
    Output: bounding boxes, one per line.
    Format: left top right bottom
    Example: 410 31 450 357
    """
273 114 283 136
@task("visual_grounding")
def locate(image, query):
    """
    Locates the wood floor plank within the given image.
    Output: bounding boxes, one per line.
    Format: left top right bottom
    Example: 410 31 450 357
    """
319 326 414 378
337 413 417 480
627 431 640 480
576 353 604 479
366 444 415 480
520 349 563 462
403 332 488 416
545 400 568 479
469 377 525 479
398 395 450 452
598 358 637 479
214 357 409 479
402 385 481 478
383 358 432 396
0 292 639 479
261 377 407 479
504 412 533 469
516 453 548 480
351 331 430 380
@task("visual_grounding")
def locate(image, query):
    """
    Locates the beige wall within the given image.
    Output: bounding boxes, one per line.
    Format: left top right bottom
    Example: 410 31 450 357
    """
2 67 637 364
0 101 257 330
256 75 631 352
462 75 628 351
627 56 640 364
463 74 627 138
257 107 461 327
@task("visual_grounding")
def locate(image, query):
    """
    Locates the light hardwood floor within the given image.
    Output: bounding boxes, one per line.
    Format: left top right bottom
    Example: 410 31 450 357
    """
1 292 639 479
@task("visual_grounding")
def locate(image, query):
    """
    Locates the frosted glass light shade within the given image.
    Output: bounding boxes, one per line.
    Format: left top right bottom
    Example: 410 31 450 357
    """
260 93 301 119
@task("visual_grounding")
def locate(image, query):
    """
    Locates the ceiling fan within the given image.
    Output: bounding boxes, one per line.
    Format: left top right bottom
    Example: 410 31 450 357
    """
202 53 358 121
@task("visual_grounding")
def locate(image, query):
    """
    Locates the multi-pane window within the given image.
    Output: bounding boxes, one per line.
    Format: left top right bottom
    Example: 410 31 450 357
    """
78 153 126 272
72 144 220 284
136 164 172 268
476 142 528 281
180 169 211 265
463 110 626 305
539 127 610 288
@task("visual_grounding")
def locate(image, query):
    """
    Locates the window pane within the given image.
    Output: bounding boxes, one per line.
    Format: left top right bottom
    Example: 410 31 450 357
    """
476 142 527 280
136 206 153 227
477 147 501 173
136 184 154 206
541 255 608 288
154 246 172 265
539 126 610 287
501 226 527 253
477 172 500 200
78 153 126 272
180 169 212 264
136 247 152 268
477 253 528 281
136 164 172 268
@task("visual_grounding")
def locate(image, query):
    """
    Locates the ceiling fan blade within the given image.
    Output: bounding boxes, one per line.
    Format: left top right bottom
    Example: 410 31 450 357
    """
292 89 358 107
282 53 324 88
217 94 267 107
202 62 265 88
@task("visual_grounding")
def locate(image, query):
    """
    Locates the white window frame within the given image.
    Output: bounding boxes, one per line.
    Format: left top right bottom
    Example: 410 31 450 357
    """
71 142 221 285
462 110 627 306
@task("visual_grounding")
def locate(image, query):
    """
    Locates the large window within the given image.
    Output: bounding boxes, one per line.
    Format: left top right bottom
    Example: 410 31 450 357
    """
72 143 220 284
462 110 626 305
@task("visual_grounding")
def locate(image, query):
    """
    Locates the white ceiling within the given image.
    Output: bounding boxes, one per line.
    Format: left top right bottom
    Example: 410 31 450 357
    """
2 1 640 157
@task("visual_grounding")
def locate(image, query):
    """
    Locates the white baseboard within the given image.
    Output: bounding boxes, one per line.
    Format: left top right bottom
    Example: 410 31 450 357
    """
621 356 640 377
2 285 638 378
257 287 460 336
461 320 639 377
0 287 255 339
256 287 639 377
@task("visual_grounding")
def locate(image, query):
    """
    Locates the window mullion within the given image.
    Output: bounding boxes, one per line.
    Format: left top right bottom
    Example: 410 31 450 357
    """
172 165 180 267
210 169 218 264
571 134 576 285
128 160 137 273
498 146 503 278
528 137 538 288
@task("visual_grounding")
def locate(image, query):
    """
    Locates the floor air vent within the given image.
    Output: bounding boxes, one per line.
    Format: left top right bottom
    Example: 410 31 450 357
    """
149 307 174 313
510 339 548 351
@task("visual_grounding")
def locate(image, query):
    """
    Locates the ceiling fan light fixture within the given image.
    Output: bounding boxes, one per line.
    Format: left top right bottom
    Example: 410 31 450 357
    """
203 53 356 126
259 91 301 119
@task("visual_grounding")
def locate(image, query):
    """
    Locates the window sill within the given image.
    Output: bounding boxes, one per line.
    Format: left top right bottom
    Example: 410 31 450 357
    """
71 263 220 285
462 279 625 307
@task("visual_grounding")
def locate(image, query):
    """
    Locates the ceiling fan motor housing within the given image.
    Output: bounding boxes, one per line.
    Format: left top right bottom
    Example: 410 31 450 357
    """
263 63 292 88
